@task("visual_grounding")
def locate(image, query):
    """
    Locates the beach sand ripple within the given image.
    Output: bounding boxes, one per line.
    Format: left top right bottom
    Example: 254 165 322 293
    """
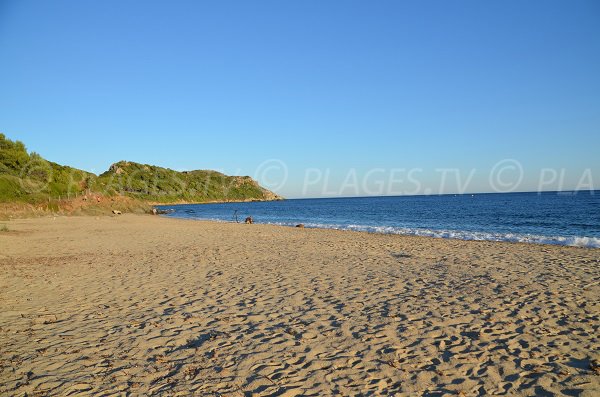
1 215 599 396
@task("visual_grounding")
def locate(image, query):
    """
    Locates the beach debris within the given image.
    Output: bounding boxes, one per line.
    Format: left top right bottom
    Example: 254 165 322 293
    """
112 210 122 215
296 224 305 228
245 216 253 224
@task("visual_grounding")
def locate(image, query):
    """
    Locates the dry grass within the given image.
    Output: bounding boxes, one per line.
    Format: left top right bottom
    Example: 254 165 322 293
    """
0 195 152 220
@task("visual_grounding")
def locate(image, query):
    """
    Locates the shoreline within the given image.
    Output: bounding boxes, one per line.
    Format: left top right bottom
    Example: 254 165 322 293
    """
2 214 599 395
155 213 600 250
4 210 598 250
150 197 285 206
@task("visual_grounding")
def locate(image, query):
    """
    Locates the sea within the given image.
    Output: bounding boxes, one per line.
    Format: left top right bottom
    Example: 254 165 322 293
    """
157 191 600 248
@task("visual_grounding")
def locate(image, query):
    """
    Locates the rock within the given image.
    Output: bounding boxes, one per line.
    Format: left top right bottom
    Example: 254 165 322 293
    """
152 208 173 215
112 210 122 215
261 188 284 201
109 162 126 174
296 224 305 228
245 216 253 224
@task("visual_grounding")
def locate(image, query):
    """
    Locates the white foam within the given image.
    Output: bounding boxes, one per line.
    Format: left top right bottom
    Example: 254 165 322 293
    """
267 222 600 248
162 213 600 248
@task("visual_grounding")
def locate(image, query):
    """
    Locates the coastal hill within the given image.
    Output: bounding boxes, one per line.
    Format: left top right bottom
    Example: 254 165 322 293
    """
0 133 282 216
98 160 283 203
0 133 95 203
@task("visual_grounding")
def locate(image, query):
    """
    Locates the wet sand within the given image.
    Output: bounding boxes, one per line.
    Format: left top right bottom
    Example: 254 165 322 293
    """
1 215 599 396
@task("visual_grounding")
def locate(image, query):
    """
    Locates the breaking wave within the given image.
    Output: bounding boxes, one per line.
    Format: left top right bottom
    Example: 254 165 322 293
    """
265 222 600 248
159 192 600 249
170 214 600 248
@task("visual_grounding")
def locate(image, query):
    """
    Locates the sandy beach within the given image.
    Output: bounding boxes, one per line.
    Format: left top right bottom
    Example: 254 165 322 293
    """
1 215 599 396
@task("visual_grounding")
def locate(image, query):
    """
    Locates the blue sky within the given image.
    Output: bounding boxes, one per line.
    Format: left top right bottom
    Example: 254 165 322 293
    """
1 0 599 197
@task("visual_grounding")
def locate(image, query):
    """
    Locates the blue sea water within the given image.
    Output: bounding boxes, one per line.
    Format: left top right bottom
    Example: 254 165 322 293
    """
157 191 600 248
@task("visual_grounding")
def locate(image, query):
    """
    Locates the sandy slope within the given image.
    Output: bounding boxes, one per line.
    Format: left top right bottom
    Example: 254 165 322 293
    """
1 215 599 396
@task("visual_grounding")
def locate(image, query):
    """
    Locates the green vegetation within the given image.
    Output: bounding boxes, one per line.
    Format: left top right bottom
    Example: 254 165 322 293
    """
0 133 282 207
1 133 93 202
97 161 281 203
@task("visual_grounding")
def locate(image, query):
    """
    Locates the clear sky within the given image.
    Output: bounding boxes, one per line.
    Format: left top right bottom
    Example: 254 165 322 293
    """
1 0 599 198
